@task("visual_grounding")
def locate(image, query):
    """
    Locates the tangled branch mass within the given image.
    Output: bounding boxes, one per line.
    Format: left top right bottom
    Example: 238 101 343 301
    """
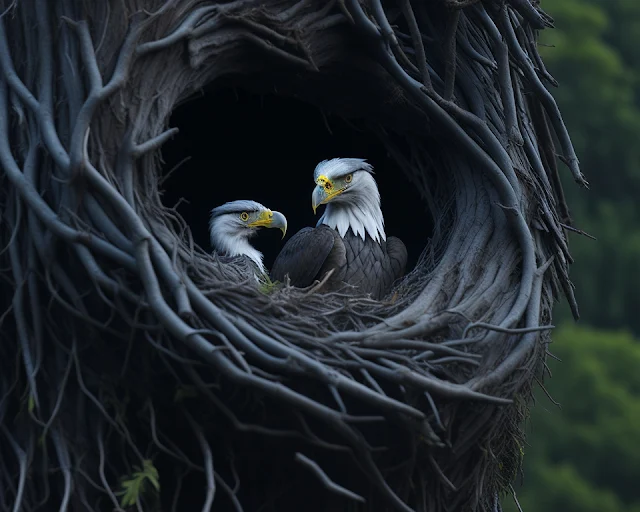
0 0 584 511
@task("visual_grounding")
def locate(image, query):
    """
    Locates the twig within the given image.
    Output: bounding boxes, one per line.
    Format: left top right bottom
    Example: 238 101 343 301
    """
295 453 366 503
443 9 460 101
185 412 216 511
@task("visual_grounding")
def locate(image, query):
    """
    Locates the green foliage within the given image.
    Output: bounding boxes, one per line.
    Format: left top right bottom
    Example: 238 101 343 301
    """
504 3 640 507
537 0 640 335
117 460 160 508
258 274 280 294
503 325 640 512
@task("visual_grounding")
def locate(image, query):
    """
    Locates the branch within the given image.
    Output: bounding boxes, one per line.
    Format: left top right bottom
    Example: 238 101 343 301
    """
295 452 366 504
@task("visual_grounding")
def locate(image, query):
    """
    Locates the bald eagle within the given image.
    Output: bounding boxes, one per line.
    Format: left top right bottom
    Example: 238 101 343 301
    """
270 159 407 299
210 200 287 275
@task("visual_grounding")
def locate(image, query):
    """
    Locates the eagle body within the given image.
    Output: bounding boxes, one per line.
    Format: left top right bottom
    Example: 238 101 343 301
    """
209 200 287 277
217 254 266 277
270 158 407 299
271 225 406 299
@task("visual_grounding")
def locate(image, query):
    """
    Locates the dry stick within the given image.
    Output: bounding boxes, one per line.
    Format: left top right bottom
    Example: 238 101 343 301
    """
50 428 72 512
447 45 488 119
456 15 497 70
480 8 523 146
23 147 46 389
117 127 139 207
147 401 203 471
295 412 356 453
359 367 387 395
523 24 557 87
559 222 595 240
370 0 420 77
508 0 552 30
447 0 481 7
355 338 480 358
530 96 572 224
428 452 457 492
37 348 74 441
538 205 573 264
443 9 460 101
213 472 244 512
430 356 479 366
185 411 217 511
96 422 122 510
424 391 445 431
499 5 587 187
295 453 366 504
0 424 28 512
7 207 41 414
136 5 219 55
461 322 554 340
400 0 433 91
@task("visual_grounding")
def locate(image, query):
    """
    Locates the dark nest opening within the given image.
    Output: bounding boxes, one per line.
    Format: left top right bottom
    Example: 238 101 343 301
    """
0 1 585 511
161 87 433 271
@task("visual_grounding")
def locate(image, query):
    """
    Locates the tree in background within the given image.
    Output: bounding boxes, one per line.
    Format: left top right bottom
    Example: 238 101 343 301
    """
505 325 640 512
504 2 640 509
540 0 640 332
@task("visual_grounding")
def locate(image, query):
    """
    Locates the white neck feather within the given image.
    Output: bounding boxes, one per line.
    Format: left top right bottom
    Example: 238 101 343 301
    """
210 218 265 274
318 173 386 242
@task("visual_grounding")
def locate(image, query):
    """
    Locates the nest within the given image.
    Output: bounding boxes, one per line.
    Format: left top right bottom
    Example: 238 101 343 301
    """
0 0 584 511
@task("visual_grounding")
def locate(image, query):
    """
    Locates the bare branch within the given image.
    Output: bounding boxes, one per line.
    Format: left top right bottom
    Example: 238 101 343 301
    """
295 452 366 504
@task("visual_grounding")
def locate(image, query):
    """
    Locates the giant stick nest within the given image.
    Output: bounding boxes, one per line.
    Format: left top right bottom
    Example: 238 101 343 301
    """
0 0 586 511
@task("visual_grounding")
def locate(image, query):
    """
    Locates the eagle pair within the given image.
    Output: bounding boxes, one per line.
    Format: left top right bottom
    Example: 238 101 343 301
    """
209 158 407 300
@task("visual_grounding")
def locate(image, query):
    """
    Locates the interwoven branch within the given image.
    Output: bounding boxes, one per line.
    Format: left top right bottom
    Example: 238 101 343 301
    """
0 0 580 510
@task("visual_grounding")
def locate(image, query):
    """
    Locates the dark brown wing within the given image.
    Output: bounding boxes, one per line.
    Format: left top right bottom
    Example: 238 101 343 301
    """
340 233 408 299
270 225 345 287
386 236 408 282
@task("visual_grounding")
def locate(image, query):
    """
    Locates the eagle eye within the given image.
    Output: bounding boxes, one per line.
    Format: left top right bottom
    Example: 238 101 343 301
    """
240 212 249 221
345 174 353 183
324 181 332 190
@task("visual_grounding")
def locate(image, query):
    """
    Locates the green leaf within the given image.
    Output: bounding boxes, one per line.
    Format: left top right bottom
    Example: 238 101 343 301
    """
142 460 160 491
117 459 160 508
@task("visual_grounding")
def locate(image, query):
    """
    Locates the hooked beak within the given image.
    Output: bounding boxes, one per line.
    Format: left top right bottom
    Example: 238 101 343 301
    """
312 182 345 215
248 209 287 239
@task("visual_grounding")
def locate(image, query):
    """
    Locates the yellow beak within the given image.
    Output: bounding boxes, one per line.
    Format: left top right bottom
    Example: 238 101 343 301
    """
312 176 345 214
248 210 288 238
